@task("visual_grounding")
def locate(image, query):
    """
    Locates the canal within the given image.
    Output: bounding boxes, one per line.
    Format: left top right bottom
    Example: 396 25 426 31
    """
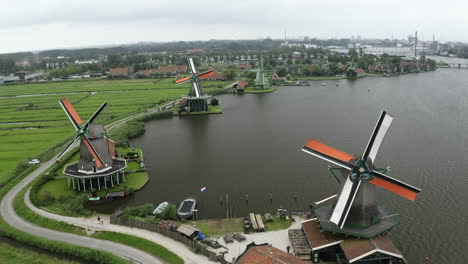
102 69 468 263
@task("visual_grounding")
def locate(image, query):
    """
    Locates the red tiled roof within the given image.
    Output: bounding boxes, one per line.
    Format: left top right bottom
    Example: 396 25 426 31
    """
239 64 252 69
302 219 342 251
109 68 130 76
236 80 248 88
186 49 204 53
341 236 403 263
273 77 286 80
237 244 307 264
179 99 188 106
153 66 188 73
199 70 225 81
355 68 365 74
139 69 152 76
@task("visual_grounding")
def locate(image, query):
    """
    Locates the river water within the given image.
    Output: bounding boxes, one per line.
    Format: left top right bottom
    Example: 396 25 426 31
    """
100 69 467 263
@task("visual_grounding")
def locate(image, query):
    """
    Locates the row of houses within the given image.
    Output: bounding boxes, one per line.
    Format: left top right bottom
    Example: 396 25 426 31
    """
0 71 44 84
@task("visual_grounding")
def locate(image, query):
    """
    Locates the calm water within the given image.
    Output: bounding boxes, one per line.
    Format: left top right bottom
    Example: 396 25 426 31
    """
99 69 468 263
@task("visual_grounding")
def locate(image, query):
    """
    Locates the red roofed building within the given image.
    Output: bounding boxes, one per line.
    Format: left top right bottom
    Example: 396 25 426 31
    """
300 219 405 263
238 64 252 70
109 68 131 77
153 66 188 75
138 69 152 77
236 243 308 264
272 73 287 82
186 49 204 53
233 80 249 92
197 69 226 81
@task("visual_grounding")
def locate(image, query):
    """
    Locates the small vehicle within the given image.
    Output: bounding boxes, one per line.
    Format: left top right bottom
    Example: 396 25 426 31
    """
153 201 169 215
28 159 40 165
177 198 196 220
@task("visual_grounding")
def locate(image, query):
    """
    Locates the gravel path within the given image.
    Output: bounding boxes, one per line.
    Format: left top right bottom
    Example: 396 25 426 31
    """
24 189 214 264
0 153 161 264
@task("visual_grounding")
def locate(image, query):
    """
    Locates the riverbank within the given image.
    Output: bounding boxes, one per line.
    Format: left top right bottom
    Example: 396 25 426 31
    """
243 87 277 93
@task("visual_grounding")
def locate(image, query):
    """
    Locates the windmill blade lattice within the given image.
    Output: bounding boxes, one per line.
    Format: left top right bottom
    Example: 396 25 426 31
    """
57 98 107 168
302 111 421 228
174 58 214 98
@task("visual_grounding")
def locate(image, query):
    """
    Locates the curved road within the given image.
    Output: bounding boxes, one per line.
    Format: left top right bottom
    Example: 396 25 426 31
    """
0 100 211 264
0 150 161 264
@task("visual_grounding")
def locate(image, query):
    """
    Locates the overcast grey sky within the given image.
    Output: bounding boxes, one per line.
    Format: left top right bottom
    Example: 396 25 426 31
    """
1 0 467 53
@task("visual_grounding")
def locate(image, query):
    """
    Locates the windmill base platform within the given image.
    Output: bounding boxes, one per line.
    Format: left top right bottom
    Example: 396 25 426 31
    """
296 218 406 263
181 95 212 112
314 203 399 239
64 158 127 192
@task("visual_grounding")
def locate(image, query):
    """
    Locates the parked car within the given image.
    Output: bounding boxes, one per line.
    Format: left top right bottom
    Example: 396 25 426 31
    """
28 159 40 165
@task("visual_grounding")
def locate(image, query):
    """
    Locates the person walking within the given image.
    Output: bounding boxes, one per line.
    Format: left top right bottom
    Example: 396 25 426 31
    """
100 218 104 225
97 216 101 224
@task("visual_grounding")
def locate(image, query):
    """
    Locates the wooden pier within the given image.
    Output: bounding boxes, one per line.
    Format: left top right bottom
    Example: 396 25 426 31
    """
249 213 258 231
255 214 265 231
288 229 312 261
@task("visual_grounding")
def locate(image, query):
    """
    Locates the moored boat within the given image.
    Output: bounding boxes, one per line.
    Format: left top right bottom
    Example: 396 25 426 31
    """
177 198 196 220
243 217 251 229
88 196 113 204
153 201 169 215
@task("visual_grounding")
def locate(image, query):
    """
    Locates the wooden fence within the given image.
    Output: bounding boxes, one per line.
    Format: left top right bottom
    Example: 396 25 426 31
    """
110 211 232 264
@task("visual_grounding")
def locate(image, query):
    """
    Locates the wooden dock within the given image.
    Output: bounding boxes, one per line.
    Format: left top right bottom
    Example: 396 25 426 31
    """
255 214 265 231
249 213 258 231
288 229 312 261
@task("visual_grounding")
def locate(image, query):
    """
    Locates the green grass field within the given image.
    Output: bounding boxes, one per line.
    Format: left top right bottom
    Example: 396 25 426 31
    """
244 87 277 93
0 78 228 185
186 216 292 237
0 242 81 264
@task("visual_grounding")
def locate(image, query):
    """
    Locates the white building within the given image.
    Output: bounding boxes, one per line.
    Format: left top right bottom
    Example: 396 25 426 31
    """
361 47 412 56
281 42 318 49
327 46 349 54
75 59 100 64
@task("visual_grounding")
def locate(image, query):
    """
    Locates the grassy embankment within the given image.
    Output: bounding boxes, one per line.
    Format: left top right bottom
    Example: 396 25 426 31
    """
293 75 347 80
190 216 292 237
0 241 81 264
0 168 131 264
14 183 184 264
243 87 277 93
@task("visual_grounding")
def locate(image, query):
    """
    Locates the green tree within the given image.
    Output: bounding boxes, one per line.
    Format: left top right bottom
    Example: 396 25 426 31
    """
223 69 237 80
159 204 177 220
107 54 123 68
276 66 288 77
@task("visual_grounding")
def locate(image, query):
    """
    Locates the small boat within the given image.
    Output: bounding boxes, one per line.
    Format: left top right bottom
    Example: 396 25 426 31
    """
153 201 169 215
87 196 113 204
243 217 251 229
177 198 197 220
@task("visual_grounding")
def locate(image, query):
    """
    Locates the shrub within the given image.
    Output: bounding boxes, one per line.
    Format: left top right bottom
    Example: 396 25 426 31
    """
159 204 177 220
123 203 154 218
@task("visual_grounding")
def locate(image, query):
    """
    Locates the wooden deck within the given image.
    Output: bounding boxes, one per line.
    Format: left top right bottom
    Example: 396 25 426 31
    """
255 214 265 231
249 213 258 231
289 229 312 261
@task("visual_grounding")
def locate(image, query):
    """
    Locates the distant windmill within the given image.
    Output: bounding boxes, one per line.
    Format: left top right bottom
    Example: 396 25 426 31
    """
174 58 214 112
302 111 421 236
58 98 126 192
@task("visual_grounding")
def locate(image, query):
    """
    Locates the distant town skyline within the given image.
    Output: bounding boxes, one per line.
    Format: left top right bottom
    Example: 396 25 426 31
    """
1 0 467 53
